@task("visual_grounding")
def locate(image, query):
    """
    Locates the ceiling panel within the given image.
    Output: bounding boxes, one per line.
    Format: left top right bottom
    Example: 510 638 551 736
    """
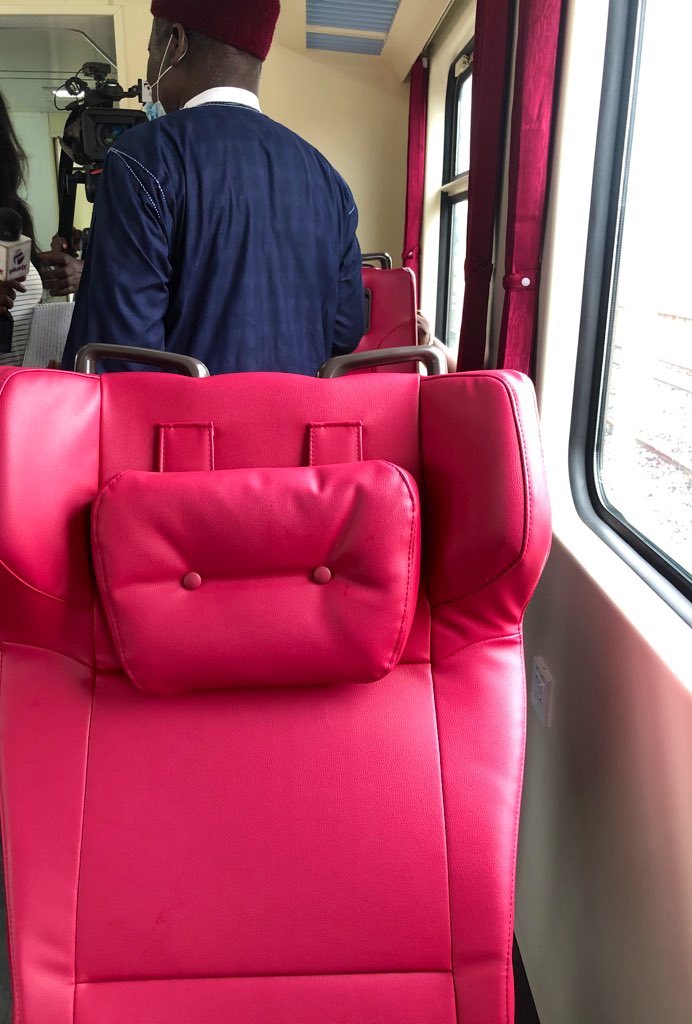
307 0 400 33
306 32 384 56
306 0 401 56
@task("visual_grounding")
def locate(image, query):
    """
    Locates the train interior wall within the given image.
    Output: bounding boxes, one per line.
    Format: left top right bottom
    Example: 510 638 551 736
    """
421 1 692 1022
517 2 692 1022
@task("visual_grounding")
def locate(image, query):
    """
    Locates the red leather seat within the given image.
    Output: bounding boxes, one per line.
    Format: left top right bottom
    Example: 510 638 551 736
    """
0 365 550 1024
357 266 419 371
359 266 418 351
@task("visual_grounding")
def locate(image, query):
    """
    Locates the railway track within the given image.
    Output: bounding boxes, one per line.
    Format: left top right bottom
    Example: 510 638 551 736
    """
605 355 692 478
653 358 692 395
635 436 692 479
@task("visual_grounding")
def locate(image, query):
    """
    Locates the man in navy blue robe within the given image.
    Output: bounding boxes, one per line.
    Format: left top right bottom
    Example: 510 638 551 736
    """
62 0 364 375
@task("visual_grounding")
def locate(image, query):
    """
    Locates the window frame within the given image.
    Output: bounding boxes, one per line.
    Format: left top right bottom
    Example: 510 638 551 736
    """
436 40 474 345
569 0 692 621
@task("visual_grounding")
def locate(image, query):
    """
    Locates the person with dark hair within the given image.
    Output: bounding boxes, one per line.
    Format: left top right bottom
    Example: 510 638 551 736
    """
62 0 364 375
0 91 43 367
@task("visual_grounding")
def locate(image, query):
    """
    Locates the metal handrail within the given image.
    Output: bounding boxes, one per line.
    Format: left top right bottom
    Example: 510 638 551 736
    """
361 252 394 270
318 346 447 379
75 344 210 378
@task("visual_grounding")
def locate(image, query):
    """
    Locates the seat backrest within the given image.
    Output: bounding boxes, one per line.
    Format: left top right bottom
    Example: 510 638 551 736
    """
357 266 418 371
0 366 550 1024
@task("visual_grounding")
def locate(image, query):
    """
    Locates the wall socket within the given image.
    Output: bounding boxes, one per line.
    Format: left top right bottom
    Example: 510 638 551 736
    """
530 656 554 727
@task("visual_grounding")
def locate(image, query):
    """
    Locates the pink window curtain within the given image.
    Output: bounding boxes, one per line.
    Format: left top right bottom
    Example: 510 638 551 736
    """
458 0 515 371
402 56 429 286
497 0 564 376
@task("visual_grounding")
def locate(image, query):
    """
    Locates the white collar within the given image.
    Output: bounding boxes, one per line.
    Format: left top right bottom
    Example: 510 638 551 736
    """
183 87 261 112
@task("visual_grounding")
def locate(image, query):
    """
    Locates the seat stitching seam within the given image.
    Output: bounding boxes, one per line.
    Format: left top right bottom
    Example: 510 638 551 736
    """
77 969 453 985
507 633 528 1024
0 640 92 670
0 553 91 610
92 473 140 687
426 375 535 610
72 667 96 1019
420 375 460 1021
386 464 418 671
0 644 23 1024
432 632 523 667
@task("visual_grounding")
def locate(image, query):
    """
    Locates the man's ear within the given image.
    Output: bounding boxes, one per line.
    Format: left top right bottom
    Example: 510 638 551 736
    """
171 23 189 65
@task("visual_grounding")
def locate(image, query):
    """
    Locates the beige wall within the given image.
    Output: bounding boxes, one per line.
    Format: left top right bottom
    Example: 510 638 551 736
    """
383 0 456 82
521 544 692 1024
114 0 152 87
262 44 408 261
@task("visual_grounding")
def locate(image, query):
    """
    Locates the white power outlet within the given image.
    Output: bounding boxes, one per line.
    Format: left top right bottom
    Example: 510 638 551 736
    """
530 656 553 727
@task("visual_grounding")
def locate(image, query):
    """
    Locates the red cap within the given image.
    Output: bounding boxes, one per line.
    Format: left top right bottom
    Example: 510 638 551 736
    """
151 0 280 61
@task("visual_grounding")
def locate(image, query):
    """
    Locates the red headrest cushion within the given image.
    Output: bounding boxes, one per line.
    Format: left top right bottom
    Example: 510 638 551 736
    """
92 462 420 696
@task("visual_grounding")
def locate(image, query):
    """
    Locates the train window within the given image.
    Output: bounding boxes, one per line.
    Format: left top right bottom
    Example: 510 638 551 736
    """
436 43 473 353
454 58 473 178
572 0 692 613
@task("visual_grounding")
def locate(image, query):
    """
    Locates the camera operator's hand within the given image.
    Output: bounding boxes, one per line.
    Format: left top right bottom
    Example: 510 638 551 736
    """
39 251 84 297
51 232 82 258
0 278 26 316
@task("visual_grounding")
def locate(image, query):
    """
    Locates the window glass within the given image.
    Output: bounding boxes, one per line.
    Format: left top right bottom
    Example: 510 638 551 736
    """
455 73 473 178
445 199 468 353
438 45 473 347
596 0 692 580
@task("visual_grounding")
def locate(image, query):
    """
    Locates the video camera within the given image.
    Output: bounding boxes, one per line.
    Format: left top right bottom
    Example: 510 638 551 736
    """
57 63 147 246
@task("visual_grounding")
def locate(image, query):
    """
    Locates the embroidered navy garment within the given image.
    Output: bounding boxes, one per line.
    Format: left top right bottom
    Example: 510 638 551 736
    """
63 103 364 375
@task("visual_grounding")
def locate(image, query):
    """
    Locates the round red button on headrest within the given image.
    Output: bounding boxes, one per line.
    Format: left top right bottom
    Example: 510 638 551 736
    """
182 572 203 591
312 566 333 586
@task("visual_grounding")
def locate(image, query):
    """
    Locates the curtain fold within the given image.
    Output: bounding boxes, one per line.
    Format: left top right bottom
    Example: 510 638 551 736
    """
402 56 429 287
497 0 564 375
458 0 515 371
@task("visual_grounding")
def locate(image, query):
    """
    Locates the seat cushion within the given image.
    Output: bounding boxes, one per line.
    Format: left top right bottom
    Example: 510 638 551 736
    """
92 461 420 696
